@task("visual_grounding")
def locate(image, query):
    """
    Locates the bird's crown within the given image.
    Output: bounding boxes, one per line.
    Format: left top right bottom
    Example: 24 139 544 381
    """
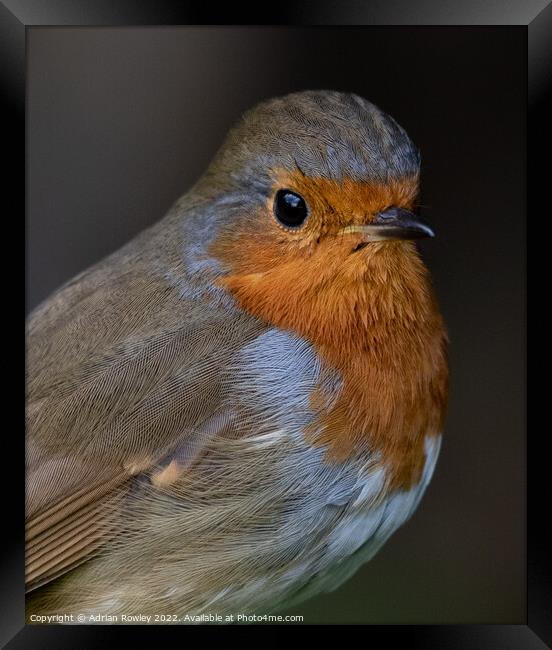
204 90 420 191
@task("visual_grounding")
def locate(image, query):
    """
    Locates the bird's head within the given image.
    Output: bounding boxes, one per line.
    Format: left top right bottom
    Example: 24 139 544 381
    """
190 90 440 356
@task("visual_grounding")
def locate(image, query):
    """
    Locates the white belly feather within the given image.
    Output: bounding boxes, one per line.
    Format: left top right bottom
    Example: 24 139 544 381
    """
223 329 442 611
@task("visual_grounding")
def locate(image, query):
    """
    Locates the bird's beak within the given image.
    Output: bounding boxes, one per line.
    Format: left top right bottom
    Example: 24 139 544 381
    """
338 207 434 242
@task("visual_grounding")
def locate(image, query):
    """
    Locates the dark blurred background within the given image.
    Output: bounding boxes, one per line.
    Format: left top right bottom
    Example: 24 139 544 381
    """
27 27 525 623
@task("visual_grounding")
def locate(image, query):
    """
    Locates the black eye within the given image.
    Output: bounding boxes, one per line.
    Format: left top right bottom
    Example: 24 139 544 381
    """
273 189 308 229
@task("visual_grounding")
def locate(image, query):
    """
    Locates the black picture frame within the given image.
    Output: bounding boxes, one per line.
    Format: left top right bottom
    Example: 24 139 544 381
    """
5 0 542 646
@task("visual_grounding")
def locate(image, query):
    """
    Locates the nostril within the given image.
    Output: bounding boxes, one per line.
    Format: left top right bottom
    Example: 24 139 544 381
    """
378 207 399 220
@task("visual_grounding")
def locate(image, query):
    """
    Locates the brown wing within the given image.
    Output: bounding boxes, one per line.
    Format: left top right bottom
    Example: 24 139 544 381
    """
26 220 263 592
25 456 131 591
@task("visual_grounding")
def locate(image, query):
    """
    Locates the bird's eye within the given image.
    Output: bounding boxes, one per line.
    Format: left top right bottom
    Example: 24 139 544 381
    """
273 189 308 229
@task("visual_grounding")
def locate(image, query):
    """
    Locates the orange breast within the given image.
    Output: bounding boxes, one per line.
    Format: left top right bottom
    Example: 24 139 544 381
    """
210 175 449 490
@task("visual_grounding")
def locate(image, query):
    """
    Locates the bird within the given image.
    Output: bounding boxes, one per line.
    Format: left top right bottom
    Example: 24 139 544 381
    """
26 90 448 622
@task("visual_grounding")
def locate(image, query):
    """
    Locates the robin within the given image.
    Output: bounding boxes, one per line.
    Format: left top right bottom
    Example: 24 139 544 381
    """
26 90 448 621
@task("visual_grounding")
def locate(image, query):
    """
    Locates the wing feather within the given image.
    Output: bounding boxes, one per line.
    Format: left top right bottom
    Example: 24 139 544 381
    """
26 225 264 592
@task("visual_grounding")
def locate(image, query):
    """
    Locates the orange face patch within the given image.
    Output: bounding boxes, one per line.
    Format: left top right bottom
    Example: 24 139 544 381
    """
268 168 419 240
210 170 448 490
